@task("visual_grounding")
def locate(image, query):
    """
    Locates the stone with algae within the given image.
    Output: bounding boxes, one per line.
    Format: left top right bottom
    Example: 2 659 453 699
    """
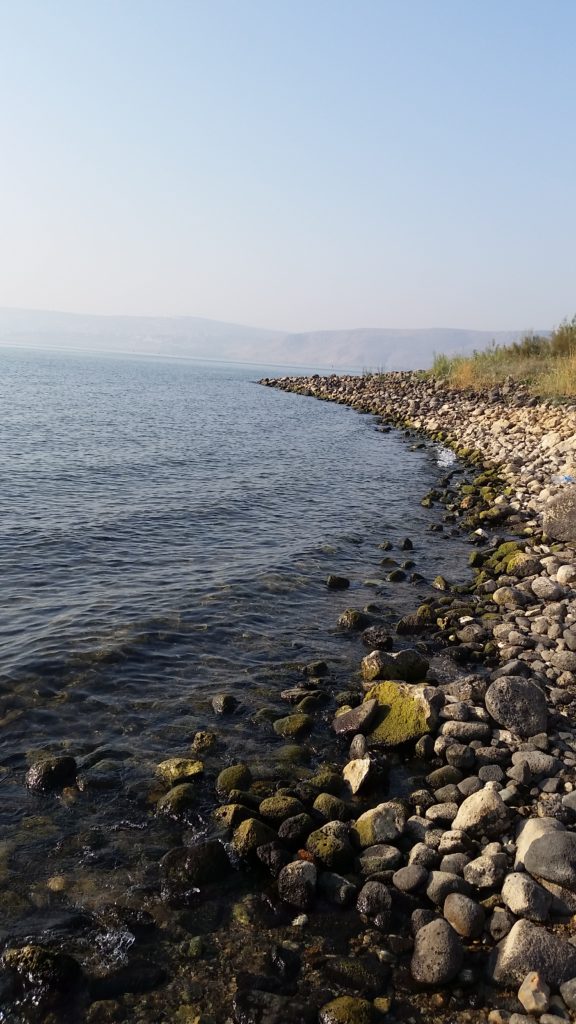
363 680 441 748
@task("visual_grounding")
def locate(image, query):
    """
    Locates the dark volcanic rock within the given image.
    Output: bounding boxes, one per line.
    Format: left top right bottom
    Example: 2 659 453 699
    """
160 841 230 900
26 755 77 791
489 920 576 986
411 919 463 985
485 676 547 737
524 831 576 892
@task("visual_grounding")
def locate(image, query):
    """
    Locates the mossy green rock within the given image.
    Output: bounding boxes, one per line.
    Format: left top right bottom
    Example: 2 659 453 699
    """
364 681 437 748
308 767 343 794
216 763 252 797
156 758 204 785
351 800 406 847
258 795 305 823
313 792 349 821
272 713 313 739
306 822 354 871
212 803 253 829
506 550 541 577
337 609 371 631
231 818 277 857
157 783 197 818
319 995 374 1024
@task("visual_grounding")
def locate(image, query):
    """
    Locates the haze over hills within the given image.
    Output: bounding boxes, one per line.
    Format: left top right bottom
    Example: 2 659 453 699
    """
0 308 540 372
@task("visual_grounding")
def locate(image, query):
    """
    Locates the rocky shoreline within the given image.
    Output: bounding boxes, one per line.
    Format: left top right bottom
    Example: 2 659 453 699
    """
4 370 576 1024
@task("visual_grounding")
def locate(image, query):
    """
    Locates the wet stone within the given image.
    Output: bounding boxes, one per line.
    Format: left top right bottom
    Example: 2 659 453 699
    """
216 763 252 797
306 822 354 871
277 860 317 910
356 880 392 921
26 755 77 792
259 795 305 824
326 575 350 590
317 871 357 906
318 996 374 1024
277 813 314 848
156 783 197 818
160 840 230 899
232 818 278 857
273 714 313 739
212 693 238 714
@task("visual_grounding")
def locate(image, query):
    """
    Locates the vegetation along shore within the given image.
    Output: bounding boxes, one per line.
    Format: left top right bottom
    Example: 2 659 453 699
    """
4 364 576 1024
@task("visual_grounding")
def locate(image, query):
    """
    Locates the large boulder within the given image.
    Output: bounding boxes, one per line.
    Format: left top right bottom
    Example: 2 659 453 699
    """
485 676 547 737
364 681 440 748
544 489 576 545
524 831 576 893
489 920 576 987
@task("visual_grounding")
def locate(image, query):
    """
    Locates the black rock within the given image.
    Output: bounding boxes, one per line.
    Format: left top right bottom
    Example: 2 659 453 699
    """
26 755 77 791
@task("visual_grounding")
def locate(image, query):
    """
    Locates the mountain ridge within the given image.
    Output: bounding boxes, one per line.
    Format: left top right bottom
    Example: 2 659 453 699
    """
0 307 544 371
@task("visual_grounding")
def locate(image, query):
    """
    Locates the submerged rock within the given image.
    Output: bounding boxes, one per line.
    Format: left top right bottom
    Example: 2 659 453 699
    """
160 840 230 898
26 755 77 791
319 996 374 1024
273 714 313 739
156 783 197 818
277 860 317 910
155 758 203 785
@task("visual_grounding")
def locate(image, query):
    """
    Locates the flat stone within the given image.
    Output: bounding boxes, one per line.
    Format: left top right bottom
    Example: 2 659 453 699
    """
342 757 371 795
489 920 576 987
332 700 378 736
392 865 428 892
511 751 563 777
155 758 204 785
364 681 440 747
485 677 548 737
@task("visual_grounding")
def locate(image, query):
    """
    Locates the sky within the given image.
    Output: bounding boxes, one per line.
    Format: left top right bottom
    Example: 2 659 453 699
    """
0 0 574 333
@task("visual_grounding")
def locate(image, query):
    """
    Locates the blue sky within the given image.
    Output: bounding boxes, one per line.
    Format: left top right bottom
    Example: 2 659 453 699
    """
0 0 574 331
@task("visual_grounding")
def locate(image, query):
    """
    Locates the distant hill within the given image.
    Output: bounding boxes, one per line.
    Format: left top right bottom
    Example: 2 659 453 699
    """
0 308 541 371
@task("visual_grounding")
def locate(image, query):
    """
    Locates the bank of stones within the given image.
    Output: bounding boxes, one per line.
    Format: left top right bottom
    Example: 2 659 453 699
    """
241 371 576 1022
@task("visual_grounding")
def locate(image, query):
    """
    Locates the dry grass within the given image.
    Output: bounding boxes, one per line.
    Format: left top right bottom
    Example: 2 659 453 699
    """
430 318 576 398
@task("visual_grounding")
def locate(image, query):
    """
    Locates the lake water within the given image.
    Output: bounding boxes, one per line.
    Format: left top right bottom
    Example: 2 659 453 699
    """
0 347 471 1019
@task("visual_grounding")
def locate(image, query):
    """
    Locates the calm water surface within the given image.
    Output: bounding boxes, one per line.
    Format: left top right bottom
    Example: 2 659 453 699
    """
0 347 471 1017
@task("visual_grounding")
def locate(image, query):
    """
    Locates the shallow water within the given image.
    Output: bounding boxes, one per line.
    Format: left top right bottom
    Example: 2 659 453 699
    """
0 348 472 1017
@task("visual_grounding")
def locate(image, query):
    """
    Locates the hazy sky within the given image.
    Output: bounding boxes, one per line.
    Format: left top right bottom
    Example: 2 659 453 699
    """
0 0 574 332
